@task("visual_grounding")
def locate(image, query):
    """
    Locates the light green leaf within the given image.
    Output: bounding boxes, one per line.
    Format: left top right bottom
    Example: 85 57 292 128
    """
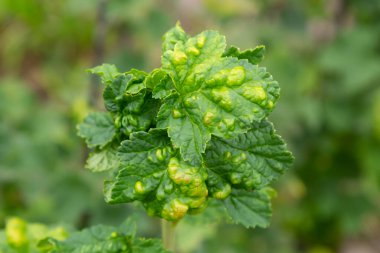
223 188 273 228
87 64 119 84
158 28 279 164
205 120 294 190
223 45 266 65
77 112 116 148
105 129 208 221
85 147 119 172
162 21 189 52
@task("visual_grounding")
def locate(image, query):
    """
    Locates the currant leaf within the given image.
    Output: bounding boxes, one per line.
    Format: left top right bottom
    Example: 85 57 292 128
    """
158 26 279 164
105 129 208 221
204 120 294 190
223 45 266 65
223 188 273 228
77 112 116 148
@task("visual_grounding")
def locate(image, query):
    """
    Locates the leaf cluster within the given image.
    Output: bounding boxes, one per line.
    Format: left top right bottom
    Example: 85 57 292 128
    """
78 23 293 228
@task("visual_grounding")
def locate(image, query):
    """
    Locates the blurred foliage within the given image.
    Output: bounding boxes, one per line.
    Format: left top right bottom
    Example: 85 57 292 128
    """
0 217 68 253
1 0 380 252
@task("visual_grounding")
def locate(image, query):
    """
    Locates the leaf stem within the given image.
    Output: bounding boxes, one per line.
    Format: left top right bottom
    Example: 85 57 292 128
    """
161 219 177 252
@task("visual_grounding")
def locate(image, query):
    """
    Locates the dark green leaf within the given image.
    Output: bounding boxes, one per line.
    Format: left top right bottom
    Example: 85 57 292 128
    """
105 129 208 221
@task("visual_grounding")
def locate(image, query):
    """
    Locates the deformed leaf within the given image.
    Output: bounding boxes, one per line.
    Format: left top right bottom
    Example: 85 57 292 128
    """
223 188 273 228
124 69 148 94
150 70 175 99
105 129 208 221
77 112 116 148
204 120 294 190
223 45 266 65
103 70 147 113
158 26 279 165
162 21 189 52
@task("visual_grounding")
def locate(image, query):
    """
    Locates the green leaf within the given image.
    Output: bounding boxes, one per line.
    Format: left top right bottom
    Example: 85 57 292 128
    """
157 94 210 166
114 93 161 137
223 188 273 228
85 147 119 172
87 64 119 84
162 21 189 52
38 218 168 253
105 129 208 221
132 239 169 253
103 70 147 113
40 221 135 253
158 28 279 164
124 69 148 94
104 129 172 203
77 112 116 148
223 45 266 65
149 70 175 99
204 120 294 190
103 74 132 112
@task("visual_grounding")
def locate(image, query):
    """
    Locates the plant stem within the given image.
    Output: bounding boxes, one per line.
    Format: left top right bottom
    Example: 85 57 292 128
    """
161 219 177 252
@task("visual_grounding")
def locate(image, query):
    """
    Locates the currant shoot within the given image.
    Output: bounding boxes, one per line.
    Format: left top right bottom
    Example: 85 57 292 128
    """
78 23 293 228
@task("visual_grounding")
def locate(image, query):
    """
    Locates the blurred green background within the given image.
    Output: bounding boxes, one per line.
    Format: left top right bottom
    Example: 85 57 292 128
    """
1 0 380 252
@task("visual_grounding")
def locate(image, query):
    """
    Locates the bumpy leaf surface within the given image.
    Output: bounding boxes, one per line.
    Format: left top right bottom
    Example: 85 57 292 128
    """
205 120 294 191
105 129 208 221
78 24 294 226
157 29 279 165
223 188 273 228
77 112 115 148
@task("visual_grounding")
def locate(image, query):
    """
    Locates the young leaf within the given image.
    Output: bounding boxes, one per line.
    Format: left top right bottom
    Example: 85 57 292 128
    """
114 93 160 136
223 45 266 65
150 70 175 99
77 112 116 148
87 64 120 84
162 21 189 52
223 188 273 228
158 27 279 165
204 120 294 190
102 71 147 113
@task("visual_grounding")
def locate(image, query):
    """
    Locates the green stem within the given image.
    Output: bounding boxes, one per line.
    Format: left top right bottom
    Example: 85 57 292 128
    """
161 219 177 252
